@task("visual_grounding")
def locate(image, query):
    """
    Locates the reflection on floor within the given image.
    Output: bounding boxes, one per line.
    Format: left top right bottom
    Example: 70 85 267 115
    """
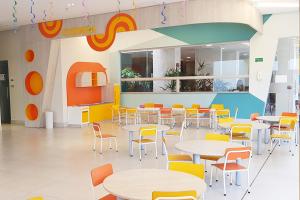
0 122 298 200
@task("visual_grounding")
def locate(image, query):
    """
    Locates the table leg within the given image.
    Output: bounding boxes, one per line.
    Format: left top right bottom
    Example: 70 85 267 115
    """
264 126 270 144
235 158 241 186
129 131 133 156
193 154 201 164
257 129 262 155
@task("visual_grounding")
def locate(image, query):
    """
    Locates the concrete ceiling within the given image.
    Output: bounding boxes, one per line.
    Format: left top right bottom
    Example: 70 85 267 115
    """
0 0 298 31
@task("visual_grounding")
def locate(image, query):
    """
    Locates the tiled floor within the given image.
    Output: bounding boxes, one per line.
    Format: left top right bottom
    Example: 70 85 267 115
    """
0 122 298 200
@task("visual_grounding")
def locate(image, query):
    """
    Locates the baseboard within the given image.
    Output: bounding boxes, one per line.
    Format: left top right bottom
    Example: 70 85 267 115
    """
11 120 25 125
53 122 69 128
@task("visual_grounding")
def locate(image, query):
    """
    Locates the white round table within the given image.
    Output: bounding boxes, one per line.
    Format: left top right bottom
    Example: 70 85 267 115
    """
175 140 243 185
218 121 270 155
256 116 280 123
103 169 206 200
122 124 170 156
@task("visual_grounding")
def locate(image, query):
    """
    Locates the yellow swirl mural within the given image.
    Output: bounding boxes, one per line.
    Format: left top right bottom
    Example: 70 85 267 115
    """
38 20 63 38
87 13 137 51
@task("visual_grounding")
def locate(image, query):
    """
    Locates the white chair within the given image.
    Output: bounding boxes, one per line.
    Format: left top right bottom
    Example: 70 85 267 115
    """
92 123 118 154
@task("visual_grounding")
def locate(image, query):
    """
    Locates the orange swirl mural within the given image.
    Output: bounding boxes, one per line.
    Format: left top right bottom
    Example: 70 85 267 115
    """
25 71 43 95
86 13 137 51
38 20 63 38
25 104 38 120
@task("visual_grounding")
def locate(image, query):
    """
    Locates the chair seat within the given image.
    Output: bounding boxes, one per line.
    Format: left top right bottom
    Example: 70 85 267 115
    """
273 127 293 131
168 154 193 161
100 194 117 200
96 134 116 138
166 131 180 136
200 155 222 161
232 136 250 141
212 163 246 171
225 132 245 137
160 115 173 119
132 139 155 143
271 134 291 139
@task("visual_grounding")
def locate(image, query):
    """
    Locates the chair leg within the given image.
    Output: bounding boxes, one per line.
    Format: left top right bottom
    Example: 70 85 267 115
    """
139 143 142 161
269 138 273 154
100 139 103 154
216 169 219 182
109 139 112 149
247 170 251 193
144 145 147 155
209 167 214 187
230 172 233 185
93 138 96 151
114 138 118 152
130 142 134 157
223 172 226 196
155 142 158 159
204 160 207 173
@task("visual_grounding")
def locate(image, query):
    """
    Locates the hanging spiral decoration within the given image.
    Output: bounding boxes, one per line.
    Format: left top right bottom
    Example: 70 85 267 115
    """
12 0 18 23
117 0 121 13
43 9 47 21
30 0 36 24
161 2 167 25
81 0 90 24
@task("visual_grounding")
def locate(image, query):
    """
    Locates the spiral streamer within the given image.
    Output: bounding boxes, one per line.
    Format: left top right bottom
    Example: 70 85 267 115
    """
131 0 137 18
30 0 36 24
43 9 47 21
161 2 167 25
12 0 18 23
117 0 121 13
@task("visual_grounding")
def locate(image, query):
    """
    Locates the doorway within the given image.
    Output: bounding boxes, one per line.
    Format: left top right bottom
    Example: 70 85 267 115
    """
0 61 11 124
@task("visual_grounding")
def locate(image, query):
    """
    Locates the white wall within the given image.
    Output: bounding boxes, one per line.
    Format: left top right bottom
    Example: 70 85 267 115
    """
249 12 299 102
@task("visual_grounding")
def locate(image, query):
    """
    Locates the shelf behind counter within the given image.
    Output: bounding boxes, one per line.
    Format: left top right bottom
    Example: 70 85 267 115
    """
68 102 113 127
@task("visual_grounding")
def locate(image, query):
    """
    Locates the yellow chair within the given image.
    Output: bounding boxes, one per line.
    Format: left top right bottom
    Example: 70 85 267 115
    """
162 136 192 168
165 120 186 141
211 104 230 118
132 126 158 161
230 124 252 147
152 190 197 200
144 102 155 108
168 162 205 180
172 104 184 108
191 104 201 109
126 108 138 125
185 108 200 128
201 133 230 172
270 117 297 156
28 197 43 200
111 104 126 125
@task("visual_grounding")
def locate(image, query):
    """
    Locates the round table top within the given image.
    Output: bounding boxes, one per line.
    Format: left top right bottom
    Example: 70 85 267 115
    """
122 124 170 132
218 121 270 130
175 140 243 156
256 116 280 123
103 169 206 200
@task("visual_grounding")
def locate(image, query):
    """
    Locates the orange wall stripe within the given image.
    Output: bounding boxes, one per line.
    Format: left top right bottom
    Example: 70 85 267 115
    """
86 13 137 51
38 20 63 38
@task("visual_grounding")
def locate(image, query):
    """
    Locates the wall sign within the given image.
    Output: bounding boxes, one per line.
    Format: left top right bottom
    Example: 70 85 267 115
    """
255 57 264 62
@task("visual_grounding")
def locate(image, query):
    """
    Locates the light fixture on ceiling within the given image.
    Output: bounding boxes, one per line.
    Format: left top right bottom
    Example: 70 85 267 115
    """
205 44 212 47
67 3 75 7
255 2 299 8
186 56 191 59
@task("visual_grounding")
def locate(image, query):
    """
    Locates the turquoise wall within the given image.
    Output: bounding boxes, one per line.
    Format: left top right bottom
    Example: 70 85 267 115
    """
211 93 265 118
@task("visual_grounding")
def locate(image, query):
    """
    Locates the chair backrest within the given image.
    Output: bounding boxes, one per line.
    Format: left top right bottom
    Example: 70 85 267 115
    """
211 104 224 110
191 104 200 109
218 117 234 124
92 123 102 137
91 163 113 187
140 126 157 137
160 108 172 115
250 113 260 121
224 147 252 161
144 103 155 108
172 104 184 108
279 117 297 130
168 162 205 179
152 191 197 200
126 108 137 114
231 123 252 134
185 108 198 115
281 112 297 117
205 133 230 142
154 104 164 108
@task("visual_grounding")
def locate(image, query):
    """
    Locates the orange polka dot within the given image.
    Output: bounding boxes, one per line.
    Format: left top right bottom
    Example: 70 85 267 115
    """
25 104 38 120
25 71 43 95
25 50 35 62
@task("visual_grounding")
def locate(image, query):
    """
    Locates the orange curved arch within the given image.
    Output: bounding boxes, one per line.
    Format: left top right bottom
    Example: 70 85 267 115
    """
38 20 63 38
87 13 137 51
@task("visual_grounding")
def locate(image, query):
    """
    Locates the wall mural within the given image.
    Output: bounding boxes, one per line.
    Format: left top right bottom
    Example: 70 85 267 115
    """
86 13 137 51
25 71 43 95
25 49 35 62
38 20 63 38
25 104 38 121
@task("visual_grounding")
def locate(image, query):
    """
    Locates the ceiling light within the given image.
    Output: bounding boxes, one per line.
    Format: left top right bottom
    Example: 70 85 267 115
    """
206 44 212 47
255 2 299 8
186 56 191 59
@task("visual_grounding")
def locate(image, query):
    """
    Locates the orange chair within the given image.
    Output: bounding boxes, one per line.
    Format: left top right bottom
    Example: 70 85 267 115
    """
282 112 297 117
92 123 118 154
154 104 164 108
250 113 260 121
210 147 252 196
158 108 175 127
91 164 116 200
